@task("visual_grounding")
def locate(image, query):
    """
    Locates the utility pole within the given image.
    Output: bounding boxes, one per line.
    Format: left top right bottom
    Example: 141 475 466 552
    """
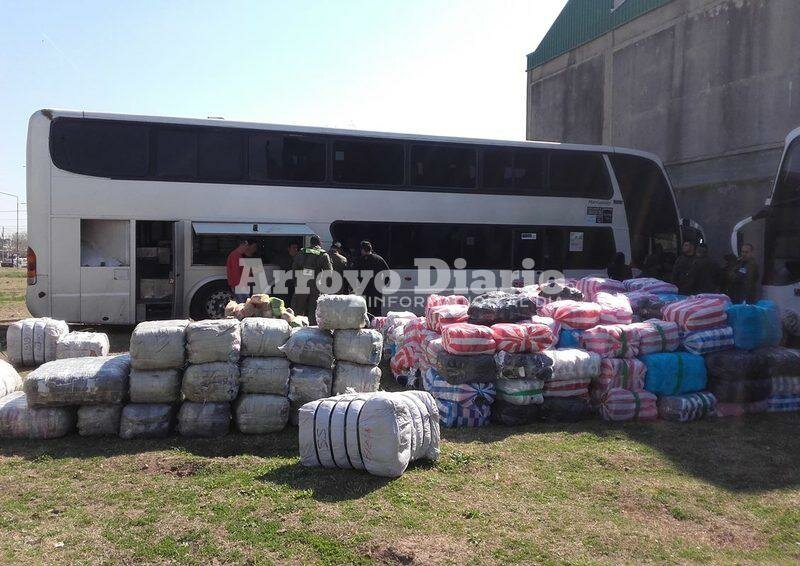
0 192 19 259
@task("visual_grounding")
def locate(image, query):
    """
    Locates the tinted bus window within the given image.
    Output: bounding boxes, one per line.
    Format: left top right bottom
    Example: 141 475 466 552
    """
483 148 514 190
764 139 800 284
333 140 404 185
51 118 149 177
156 129 197 178
412 145 476 188
549 151 611 198
514 149 547 191
198 131 243 181
249 134 325 182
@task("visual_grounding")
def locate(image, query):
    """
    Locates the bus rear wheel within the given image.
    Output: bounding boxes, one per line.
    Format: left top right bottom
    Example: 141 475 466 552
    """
189 281 232 320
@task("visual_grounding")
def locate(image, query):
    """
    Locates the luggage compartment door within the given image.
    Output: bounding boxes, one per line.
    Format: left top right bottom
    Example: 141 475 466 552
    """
79 219 132 324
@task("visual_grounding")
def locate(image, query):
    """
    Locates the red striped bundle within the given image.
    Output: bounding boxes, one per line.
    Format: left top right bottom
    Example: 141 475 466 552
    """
596 292 633 325
421 335 444 370
622 278 678 294
599 388 658 421
629 320 679 354
371 316 389 333
662 297 728 331
538 300 601 330
401 317 427 346
426 304 469 332
425 294 469 315
580 324 641 358
691 293 732 306
543 377 591 398
577 277 625 301
441 323 496 355
593 359 646 400
490 323 556 353
390 344 417 377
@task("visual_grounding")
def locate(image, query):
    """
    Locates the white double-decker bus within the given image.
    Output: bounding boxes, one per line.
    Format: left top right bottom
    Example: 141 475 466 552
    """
26 109 687 323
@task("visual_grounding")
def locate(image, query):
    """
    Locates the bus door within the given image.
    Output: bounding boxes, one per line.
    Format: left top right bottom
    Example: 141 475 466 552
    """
79 219 133 324
134 220 183 322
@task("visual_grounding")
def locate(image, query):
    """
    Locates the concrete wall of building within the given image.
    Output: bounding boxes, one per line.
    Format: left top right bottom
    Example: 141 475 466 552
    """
527 0 800 259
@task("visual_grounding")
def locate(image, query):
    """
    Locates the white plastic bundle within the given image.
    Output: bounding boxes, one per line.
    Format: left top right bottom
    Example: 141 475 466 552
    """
332 362 381 395
279 327 334 368
23 355 131 407
129 320 189 370
315 295 368 330
181 362 239 402
240 318 291 357
288 365 333 407
177 402 231 437
119 404 174 439
544 349 601 381
333 329 383 365
129 368 182 403
0 392 76 439
55 331 110 359
0 360 22 398
299 391 440 477
77 405 122 436
495 378 545 405
186 319 241 364
235 394 289 434
6 318 69 366
239 357 290 395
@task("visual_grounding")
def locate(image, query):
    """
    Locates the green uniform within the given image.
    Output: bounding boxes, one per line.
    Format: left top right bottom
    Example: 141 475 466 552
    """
290 246 333 324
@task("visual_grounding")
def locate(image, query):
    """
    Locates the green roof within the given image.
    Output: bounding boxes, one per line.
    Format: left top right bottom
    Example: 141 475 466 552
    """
527 0 673 70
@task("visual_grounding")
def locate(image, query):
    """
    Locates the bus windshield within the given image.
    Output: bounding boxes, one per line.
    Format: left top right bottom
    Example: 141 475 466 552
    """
764 138 800 285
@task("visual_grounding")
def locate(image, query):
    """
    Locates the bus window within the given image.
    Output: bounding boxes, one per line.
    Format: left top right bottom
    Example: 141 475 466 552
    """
411 145 476 189
764 139 800 285
332 139 404 185
483 148 515 190
51 118 149 177
198 131 243 181
513 149 547 192
156 129 197 179
249 134 326 182
549 152 612 198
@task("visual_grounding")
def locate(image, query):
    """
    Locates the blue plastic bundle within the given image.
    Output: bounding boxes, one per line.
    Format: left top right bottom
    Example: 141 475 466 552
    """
726 300 782 350
558 328 584 348
655 293 688 304
640 352 707 395
436 398 491 427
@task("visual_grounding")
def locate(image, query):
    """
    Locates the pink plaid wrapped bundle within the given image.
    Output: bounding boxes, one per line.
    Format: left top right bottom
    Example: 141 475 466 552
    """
539 300 601 330
390 344 417 377
420 335 444 372
371 316 389 333
599 388 658 421
596 292 633 325
490 323 556 353
629 320 680 354
691 293 732 306
580 324 641 358
577 277 625 301
425 294 469 315
622 278 678 294
592 359 646 401
662 297 728 331
401 317 427 347
426 304 469 332
441 323 496 355
543 377 591 398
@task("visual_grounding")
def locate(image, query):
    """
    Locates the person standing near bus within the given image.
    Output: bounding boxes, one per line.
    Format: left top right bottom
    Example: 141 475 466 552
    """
329 242 349 294
226 238 259 303
606 252 633 281
672 241 697 295
356 240 389 316
688 243 719 293
277 242 300 304
291 235 333 324
729 243 760 303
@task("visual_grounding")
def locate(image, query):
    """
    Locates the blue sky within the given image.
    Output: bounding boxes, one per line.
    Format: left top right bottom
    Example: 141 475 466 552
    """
0 0 566 233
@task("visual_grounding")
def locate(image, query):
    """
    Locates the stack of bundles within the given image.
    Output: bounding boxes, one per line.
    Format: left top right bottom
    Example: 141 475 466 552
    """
423 369 494 427
0 361 72 439
389 316 426 386
576 277 625 301
726 301 782 351
680 326 734 355
662 297 728 332
6 317 69 366
467 291 537 325
419 332 444 374
622 278 678 295
333 328 383 394
180 319 241 437
704 350 770 416
236 318 292 434
595 292 633 325
657 391 717 421
281 326 334 425
492 351 548 425
539 300 601 330
22 355 130 437
539 349 600 421
598 389 658 421
299 390 439 477
580 324 641 358
758 347 800 412
426 304 468 332
384 311 417 380
55 331 110 359
628 320 679 355
124 320 188 439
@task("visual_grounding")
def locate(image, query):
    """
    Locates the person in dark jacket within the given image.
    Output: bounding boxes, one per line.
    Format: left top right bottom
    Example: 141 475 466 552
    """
607 252 633 282
688 243 719 293
672 241 697 294
291 235 333 324
355 240 390 316
728 243 760 303
329 242 350 294
640 243 664 279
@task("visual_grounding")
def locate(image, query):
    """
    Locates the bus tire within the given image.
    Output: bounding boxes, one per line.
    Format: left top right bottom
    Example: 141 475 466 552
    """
189 281 232 320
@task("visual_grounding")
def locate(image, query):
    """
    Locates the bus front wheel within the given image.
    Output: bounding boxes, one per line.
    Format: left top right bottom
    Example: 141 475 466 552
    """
189 281 232 320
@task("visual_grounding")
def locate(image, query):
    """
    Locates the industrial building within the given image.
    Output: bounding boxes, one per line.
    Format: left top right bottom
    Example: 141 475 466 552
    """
526 0 800 259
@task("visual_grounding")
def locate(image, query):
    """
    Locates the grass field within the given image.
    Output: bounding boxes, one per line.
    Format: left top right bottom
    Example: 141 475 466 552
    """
0 271 798 564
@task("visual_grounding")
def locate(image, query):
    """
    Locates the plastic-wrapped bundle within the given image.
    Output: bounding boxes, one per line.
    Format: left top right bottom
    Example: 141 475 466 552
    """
636 295 666 321
315 294 368 330
433 350 496 384
436 398 490 428
641 352 707 395
129 369 181 403
756 347 800 377
441 323 496 355
426 294 469 313
662 297 728 331
629 320 679 355
542 377 591 398
6 317 70 366
531 315 560 334
333 328 383 366
580 324 641 358
593 359 646 400
656 293 688 304
716 400 767 417
420 333 444 372
0 392 75 439
657 391 717 422
129 320 188 370
576 277 625 301
333 362 381 394
490 323 555 353
390 344 417 379
77 405 121 436
181 362 239 402
56 331 110 359
289 365 333 407
467 291 537 325
708 377 772 403
727 301 782 351
680 326 734 355
558 329 584 349
177 402 231 437
705 349 765 382
422 369 495 405
240 318 291 357
299 391 440 477
623 278 678 294
235 394 289 433
538 300 601 330
624 291 658 312
771 376 800 395
495 378 544 405
544 349 601 381
531 284 584 305
23 355 130 407
426 304 469 332
541 396 591 422
491 400 542 425
279 327 334 368
371 316 389 334
186 319 241 364
596 292 633 325
119 404 173 439
400 318 427 347
495 351 554 380
766 395 800 412
599 388 658 421
0 360 22 398
239 357 290 395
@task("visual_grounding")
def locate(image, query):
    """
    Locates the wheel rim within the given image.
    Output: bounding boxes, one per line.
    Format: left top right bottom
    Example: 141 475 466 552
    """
204 290 232 319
